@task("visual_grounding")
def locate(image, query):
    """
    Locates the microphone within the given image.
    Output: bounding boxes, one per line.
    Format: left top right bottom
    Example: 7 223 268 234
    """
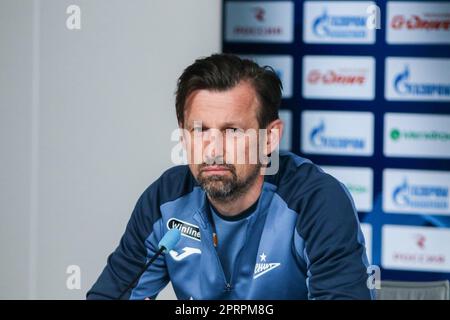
117 228 181 299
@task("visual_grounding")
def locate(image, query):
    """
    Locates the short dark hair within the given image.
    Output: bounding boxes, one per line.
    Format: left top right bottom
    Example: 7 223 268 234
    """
175 53 282 128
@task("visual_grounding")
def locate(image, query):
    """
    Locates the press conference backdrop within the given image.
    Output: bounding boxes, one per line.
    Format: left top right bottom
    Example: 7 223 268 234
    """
223 0 450 281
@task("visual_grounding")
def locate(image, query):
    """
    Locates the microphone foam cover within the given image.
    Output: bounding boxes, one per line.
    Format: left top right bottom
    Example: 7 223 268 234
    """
158 228 181 252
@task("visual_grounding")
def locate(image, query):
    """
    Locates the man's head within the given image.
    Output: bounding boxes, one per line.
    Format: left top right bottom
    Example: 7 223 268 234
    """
175 53 283 202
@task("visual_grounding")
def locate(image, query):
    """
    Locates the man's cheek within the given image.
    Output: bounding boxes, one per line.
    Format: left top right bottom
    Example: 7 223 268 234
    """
186 142 204 165
225 139 249 164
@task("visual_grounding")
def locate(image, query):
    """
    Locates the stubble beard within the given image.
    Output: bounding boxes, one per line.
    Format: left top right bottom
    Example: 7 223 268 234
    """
197 163 261 202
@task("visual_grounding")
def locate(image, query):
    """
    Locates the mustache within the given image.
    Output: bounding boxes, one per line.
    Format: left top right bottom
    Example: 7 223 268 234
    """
198 157 235 171
201 156 229 166
199 163 235 171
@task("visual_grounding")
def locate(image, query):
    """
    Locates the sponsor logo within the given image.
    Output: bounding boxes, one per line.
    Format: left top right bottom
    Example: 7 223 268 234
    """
254 252 281 279
394 65 450 98
313 9 367 39
391 246 446 266
391 14 450 31
167 218 201 241
383 169 450 215
225 2 294 43
303 1 375 44
302 111 374 156
347 183 368 194
387 2 450 44
416 234 426 250
382 225 450 272
384 113 450 159
310 120 365 151
253 6 266 22
233 5 282 36
385 58 450 102
302 56 375 100
390 128 450 142
307 69 366 85
392 179 448 210
169 247 201 261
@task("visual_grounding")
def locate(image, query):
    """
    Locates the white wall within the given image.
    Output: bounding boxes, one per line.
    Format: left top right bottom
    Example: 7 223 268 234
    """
0 0 35 300
0 0 221 299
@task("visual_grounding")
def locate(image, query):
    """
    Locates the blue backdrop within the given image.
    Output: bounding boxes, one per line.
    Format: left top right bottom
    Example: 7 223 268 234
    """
222 0 450 282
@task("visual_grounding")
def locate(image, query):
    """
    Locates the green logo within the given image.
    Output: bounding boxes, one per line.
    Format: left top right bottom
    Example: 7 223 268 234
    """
347 183 367 194
390 129 400 141
390 128 450 142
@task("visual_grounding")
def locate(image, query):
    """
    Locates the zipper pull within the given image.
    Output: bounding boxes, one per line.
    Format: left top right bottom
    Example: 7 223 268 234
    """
213 233 218 247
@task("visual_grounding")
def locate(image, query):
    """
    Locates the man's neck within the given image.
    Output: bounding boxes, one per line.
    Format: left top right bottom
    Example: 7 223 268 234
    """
207 175 264 217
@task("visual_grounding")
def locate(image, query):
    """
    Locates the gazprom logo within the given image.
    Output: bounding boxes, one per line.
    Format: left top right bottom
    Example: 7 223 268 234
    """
393 179 449 210
310 120 365 150
394 65 450 97
312 9 367 38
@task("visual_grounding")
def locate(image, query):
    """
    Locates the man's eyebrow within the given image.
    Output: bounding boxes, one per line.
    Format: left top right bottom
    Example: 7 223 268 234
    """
221 121 243 128
188 121 244 129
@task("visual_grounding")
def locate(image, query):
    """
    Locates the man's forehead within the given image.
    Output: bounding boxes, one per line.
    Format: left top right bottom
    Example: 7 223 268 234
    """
184 82 259 124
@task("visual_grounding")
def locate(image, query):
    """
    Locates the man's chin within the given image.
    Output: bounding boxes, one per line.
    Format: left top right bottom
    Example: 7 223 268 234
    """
199 179 234 197
204 188 235 202
202 179 231 190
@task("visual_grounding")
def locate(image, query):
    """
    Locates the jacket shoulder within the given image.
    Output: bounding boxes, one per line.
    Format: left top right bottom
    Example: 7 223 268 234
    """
140 165 196 206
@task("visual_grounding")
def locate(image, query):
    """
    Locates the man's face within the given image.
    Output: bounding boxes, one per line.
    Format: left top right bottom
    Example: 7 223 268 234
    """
181 81 263 202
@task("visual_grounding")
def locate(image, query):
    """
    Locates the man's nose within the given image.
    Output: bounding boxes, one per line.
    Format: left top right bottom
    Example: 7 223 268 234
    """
203 129 224 162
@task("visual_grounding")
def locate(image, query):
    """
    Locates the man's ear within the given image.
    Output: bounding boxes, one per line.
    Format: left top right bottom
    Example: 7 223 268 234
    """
178 122 186 149
264 118 283 155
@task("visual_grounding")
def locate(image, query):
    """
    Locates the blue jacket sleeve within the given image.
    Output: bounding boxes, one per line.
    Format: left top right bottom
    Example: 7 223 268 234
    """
295 177 374 300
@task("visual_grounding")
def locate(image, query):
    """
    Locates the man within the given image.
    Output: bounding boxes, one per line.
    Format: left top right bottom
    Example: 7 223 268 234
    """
87 53 373 300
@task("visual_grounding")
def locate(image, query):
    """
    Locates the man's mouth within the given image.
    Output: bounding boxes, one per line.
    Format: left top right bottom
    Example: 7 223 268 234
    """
200 165 232 174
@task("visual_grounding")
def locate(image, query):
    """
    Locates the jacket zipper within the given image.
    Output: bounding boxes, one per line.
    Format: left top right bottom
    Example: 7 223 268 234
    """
198 210 254 293
203 220 231 291
228 220 252 292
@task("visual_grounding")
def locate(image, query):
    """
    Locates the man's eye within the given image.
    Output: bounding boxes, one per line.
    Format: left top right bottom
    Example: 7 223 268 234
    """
192 127 203 132
227 127 242 133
